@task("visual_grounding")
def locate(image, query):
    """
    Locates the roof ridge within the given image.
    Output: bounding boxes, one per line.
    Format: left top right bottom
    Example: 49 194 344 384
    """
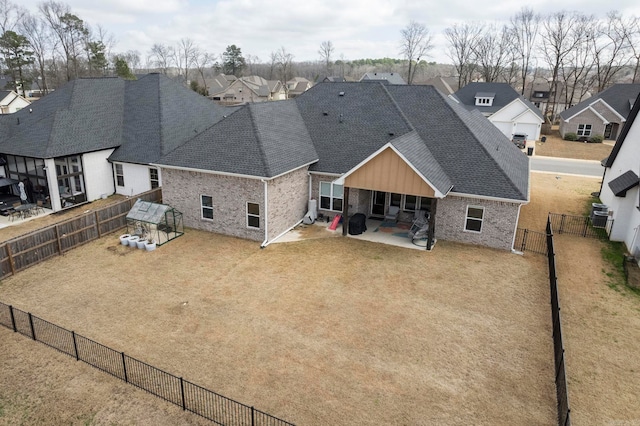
437 90 527 200
247 104 271 177
380 84 416 133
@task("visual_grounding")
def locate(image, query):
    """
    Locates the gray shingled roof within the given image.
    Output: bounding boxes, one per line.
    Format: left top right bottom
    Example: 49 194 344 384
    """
559 84 640 120
454 82 544 120
608 170 639 197
360 72 406 85
295 82 528 201
109 73 230 164
386 84 529 201
0 74 231 164
0 78 124 158
157 100 318 178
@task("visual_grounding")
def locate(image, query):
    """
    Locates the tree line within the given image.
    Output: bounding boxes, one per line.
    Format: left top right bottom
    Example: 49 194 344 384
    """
1 0 639 108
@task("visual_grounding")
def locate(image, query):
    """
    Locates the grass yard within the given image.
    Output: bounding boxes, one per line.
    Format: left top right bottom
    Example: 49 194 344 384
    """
535 128 613 161
0 229 555 425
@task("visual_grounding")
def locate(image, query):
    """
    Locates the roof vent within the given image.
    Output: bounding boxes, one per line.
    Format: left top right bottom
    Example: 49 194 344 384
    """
388 132 395 136
339 91 345 97
339 113 343 123
16 117 19 125
322 111 329 116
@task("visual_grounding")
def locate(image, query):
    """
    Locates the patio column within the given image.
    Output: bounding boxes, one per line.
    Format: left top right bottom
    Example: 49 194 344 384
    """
427 198 437 250
342 187 350 236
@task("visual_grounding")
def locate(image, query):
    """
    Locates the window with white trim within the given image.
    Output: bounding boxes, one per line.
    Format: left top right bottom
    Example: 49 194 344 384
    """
475 97 494 106
247 202 260 228
390 193 402 208
149 167 159 189
115 163 124 187
320 182 343 211
403 195 418 211
465 206 484 232
577 124 592 137
201 195 213 220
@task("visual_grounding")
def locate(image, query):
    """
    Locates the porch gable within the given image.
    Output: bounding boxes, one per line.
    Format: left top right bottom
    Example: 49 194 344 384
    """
343 146 436 197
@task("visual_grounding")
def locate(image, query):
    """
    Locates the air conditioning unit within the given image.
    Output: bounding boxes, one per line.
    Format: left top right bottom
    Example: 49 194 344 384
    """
592 211 609 228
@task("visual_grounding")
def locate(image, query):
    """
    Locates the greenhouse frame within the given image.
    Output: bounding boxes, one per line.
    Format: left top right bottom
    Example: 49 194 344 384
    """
126 199 184 246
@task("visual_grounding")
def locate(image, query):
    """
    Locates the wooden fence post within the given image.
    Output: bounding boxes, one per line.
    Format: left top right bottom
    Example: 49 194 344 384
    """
95 211 102 239
54 225 63 255
5 243 16 276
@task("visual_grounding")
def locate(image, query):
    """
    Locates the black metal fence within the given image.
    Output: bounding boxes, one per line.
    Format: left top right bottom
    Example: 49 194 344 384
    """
546 219 571 426
514 228 548 255
0 302 294 426
548 213 613 239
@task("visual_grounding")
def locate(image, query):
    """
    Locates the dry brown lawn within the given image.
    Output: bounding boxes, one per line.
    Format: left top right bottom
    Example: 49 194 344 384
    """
521 173 640 424
535 127 613 161
0 228 555 424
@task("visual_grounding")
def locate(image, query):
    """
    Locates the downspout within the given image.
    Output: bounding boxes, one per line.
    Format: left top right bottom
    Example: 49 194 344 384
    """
260 179 269 248
511 203 523 254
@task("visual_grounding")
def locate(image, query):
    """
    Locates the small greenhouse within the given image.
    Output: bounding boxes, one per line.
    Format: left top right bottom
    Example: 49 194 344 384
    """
126 199 183 246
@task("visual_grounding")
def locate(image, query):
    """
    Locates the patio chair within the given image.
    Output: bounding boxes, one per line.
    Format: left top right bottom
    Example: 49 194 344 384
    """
35 200 45 215
384 205 400 224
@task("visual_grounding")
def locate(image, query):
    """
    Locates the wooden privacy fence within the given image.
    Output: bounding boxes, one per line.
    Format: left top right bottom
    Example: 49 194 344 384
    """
0 188 162 279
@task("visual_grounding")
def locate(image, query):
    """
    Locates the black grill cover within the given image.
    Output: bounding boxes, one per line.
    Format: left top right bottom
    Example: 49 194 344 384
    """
348 213 367 235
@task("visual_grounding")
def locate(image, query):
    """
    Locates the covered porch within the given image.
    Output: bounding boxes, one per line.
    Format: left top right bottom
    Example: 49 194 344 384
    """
334 143 446 251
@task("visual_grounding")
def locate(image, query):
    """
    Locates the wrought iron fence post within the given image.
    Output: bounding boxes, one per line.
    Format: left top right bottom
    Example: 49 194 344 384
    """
180 377 186 411
27 312 35 340
9 304 16 332
251 406 255 426
121 352 128 383
560 214 565 234
72 331 79 360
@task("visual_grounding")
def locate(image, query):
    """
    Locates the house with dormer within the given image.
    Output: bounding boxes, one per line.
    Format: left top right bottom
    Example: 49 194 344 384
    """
453 82 544 143
209 76 286 104
559 84 640 140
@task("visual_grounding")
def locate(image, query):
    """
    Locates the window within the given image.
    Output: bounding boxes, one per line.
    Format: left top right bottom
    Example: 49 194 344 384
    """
247 202 260 228
403 195 418 211
201 195 213 220
577 124 592 137
475 97 494 106
465 206 484 232
115 163 124 187
320 182 343 211
149 168 159 189
390 193 402 208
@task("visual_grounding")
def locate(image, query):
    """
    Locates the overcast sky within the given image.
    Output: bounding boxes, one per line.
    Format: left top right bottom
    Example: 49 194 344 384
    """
17 0 640 65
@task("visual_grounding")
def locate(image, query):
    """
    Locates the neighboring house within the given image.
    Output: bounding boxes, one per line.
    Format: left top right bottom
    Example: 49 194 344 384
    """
453 82 544 142
0 91 30 114
209 76 286 104
559 84 640 140
321 76 347 82
204 73 237 96
360 72 406 85
599 92 640 254
155 82 529 251
423 76 458 96
286 77 312 98
0 74 230 212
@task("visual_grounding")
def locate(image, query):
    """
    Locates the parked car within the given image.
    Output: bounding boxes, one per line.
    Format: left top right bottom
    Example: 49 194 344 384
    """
511 133 527 149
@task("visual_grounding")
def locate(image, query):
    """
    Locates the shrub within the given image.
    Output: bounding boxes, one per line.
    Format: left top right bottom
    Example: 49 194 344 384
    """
589 134 604 143
564 132 577 141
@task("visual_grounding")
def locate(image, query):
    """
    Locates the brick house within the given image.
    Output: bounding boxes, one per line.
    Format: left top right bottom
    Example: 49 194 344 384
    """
559 84 640 140
156 82 529 251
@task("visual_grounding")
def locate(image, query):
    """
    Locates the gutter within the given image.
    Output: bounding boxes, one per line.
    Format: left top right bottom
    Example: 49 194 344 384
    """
260 179 269 248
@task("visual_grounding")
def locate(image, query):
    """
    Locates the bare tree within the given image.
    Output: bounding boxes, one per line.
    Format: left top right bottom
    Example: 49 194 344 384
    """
444 22 482 89
276 46 294 88
628 17 640 83
471 24 514 83
318 40 334 74
192 48 215 94
39 1 88 81
589 11 633 91
0 0 25 34
149 43 174 74
268 51 278 80
400 21 433 85
245 54 259 75
539 11 585 122
173 38 196 83
510 7 540 94
560 20 595 110
20 12 52 92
